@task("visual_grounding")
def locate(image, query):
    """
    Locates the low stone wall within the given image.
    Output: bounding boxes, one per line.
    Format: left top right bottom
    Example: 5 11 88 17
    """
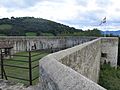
39 38 106 90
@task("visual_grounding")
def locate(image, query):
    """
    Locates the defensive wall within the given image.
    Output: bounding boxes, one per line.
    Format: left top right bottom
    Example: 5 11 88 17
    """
0 36 96 53
0 36 118 90
101 37 118 67
39 37 118 90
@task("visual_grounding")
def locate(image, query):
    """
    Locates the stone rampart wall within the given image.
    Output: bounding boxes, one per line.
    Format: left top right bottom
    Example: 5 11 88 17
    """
39 38 106 90
0 36 96 53
101 37 118 67
0 36 118 90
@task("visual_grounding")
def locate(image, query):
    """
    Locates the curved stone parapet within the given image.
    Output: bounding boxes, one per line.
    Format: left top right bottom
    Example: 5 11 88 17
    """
39 38 107 90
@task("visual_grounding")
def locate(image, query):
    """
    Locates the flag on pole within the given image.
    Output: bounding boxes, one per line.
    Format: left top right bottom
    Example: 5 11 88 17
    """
99 17 106 25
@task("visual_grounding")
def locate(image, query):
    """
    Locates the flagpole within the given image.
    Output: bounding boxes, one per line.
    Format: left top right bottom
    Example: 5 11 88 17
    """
99 17 106 37
104 17 106 37
104 22 106 37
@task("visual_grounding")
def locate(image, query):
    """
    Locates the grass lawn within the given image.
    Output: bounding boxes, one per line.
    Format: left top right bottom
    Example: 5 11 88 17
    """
41 33 54 36
0 34 6 36
25 32 37 36
0 24 12 30
0 51 49 85
99 64 120 90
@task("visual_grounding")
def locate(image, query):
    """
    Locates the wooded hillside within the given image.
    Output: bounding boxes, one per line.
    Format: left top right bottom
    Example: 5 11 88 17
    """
0 17 101 36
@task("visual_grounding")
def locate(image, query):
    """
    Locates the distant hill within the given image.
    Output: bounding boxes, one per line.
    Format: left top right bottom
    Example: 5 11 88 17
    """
0 17 103 36
0 17 80 36
102 30 120 36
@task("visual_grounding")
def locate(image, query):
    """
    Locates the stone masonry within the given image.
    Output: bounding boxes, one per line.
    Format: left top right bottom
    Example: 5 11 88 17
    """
0 36 96 53
101 37 118 67
39 37 118 90
0 37 118 90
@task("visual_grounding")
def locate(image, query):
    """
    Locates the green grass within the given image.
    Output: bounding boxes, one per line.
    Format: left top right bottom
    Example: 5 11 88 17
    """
0 24 12 30
0 51 49 85
41 33 54 36
99 64 120 90
0 34 6 36
25 32 37 36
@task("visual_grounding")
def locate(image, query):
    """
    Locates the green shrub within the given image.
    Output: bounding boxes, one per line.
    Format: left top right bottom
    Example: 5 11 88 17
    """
99 64 120 90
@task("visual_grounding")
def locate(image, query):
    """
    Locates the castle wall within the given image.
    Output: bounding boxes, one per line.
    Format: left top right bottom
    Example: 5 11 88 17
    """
0 36 96 53
101 37 118 67
0 36 118 89
39 38 106 90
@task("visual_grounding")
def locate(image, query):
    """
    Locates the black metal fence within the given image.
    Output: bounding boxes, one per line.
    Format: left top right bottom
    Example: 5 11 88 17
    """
0 49 44 85
0 46 76 85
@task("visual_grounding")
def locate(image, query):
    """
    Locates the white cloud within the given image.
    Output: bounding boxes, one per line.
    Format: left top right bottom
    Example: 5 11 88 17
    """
0 0 120 31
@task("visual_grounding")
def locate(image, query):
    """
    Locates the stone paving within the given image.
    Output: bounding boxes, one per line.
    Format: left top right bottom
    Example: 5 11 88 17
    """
0 79 25 90
0 79 42 90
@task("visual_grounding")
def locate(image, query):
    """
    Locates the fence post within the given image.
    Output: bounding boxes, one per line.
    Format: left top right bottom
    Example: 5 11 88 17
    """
0 50 4 79
29 50 32 85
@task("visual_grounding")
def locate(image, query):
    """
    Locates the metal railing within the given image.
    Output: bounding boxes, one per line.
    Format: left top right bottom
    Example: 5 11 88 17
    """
0 50 42 85
0 47 74 85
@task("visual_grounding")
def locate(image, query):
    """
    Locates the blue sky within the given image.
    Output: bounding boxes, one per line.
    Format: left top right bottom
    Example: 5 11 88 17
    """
0 0 120 31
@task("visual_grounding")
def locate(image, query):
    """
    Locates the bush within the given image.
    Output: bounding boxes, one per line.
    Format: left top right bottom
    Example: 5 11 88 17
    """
99 64 120 90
